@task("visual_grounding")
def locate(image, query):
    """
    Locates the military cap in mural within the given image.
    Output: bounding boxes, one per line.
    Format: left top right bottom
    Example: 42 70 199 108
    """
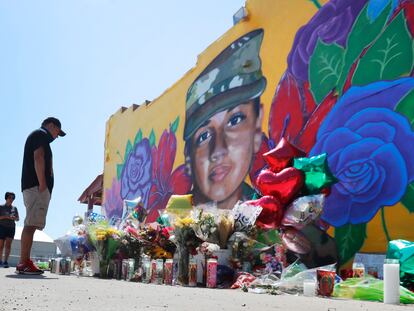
184 28 266 141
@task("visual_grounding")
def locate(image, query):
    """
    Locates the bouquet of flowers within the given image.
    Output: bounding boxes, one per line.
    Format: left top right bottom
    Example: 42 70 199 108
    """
227 231 257 270
119 225 144 262
192 209 219 245
217 211 234 249
139 223 175 259
87 221 122 278
170 215 201 285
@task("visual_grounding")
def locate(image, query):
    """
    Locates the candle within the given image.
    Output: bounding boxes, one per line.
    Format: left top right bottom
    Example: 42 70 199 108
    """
383 259 400 304
303 280 316 297
352 262 365 278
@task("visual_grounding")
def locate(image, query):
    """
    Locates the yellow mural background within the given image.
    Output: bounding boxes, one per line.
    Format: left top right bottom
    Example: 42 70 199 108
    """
103 0 414 256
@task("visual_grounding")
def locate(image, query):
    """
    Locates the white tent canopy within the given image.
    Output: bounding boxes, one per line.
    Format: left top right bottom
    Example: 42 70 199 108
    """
14 227 54 243
7 226 57 266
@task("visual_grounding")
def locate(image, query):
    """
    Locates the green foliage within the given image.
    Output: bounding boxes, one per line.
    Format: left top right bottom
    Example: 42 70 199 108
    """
124 140 133 161
335 223 367 266
116 163 124 180
352 12 414 85
149 129 156 147
396 89 414 128
170 116 180 134
396 90 414 213
309 40 345 104
134 129 142 145
309 0 321 9
336 2 391 94
401 183 414 213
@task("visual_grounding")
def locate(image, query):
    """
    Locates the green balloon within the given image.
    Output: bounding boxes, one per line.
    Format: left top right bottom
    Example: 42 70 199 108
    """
293 153 337 194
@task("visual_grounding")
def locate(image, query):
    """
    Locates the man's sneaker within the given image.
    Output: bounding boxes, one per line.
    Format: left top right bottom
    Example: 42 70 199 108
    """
3 261 9 268
15 260 44 275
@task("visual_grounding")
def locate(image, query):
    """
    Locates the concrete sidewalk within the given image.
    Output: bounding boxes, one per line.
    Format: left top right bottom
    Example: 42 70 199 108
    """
0 267 411 311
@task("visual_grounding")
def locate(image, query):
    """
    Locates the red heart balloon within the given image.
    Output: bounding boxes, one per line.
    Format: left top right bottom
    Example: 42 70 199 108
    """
256 167 304 205
246 196 284 230
263 137 306 173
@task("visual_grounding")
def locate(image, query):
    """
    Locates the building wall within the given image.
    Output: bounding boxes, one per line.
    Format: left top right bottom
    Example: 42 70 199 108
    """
103 0 414 266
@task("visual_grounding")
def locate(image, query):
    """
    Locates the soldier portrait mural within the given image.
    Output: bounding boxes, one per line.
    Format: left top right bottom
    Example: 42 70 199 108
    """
103 0 414 266
183 29 265 210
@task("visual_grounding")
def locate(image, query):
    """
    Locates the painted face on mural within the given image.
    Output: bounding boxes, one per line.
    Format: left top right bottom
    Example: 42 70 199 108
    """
190 100 263 209
183 29 266 210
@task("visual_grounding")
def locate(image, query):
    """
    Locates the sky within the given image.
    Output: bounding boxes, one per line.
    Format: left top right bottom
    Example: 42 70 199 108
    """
0 0 246 240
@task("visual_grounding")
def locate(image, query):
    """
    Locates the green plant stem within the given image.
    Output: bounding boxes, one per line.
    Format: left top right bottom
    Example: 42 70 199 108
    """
381 207 391 242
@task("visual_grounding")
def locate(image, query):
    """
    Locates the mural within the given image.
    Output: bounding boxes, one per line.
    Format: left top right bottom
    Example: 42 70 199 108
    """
103 0 414 266
261 0 414 265
105 118 191 223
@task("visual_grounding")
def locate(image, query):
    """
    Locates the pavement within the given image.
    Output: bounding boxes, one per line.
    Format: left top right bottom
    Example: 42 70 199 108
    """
0 267 412 311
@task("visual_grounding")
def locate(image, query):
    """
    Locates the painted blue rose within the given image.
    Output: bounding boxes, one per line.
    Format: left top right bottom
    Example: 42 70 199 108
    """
120 138 152 207
310 78 414 226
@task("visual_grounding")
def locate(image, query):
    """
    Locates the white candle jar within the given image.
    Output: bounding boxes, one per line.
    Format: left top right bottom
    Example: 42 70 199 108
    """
383 258 400 304
303 279 316 297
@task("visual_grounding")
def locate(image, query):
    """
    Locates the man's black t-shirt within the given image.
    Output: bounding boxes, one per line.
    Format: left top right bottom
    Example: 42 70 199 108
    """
21 128 54 193
0 204 19 228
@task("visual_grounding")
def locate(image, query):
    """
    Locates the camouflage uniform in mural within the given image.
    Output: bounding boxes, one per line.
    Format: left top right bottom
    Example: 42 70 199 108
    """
184 29 266 210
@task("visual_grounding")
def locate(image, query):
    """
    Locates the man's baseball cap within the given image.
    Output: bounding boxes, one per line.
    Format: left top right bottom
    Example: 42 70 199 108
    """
42 117 66 137
184 28 266 141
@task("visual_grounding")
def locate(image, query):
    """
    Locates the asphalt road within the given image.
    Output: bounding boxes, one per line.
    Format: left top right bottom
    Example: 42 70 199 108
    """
0 267 412 311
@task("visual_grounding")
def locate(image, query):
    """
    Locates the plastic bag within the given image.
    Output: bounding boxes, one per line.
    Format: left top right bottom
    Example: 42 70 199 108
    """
232 201 262 232
217 210 234 249
54 224 92 258
250 260 336 294
334 277 414 304
192 208 220 244
386 239 414 289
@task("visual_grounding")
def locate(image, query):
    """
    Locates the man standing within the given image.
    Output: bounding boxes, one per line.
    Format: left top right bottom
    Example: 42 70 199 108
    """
17 117 66 274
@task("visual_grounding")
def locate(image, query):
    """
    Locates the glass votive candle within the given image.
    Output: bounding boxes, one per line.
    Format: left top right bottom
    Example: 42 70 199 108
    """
352 262 365 278
303 279 316 297
316 269 336 297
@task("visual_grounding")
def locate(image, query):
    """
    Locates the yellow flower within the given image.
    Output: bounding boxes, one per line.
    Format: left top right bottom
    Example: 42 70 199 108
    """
175 217 195 228
107 228 119 235
96 235 106 240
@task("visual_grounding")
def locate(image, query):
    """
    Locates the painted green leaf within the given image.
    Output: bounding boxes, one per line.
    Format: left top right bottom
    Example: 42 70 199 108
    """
335 223 367 266
309 40 345 104
116 163 124 180
396 89 414 213
395 89 414 128
124 140 133 161
401 183 414 213
337 2 391 94
309 0 321 9
134 129 142 146
149 129 156 147
170 116 180 134
352 12 414 86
